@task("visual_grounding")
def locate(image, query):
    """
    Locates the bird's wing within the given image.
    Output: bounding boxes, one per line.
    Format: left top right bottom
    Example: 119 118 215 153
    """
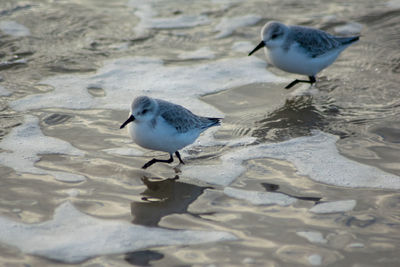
290 26 342 58
158 100 203 133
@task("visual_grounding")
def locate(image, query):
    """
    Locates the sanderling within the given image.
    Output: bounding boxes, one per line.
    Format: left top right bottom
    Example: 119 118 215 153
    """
120 96 221 169
248 21 359 89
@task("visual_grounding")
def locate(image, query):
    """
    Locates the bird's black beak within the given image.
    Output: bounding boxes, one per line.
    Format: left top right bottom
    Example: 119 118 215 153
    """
248 41 265 56
120 115 135 129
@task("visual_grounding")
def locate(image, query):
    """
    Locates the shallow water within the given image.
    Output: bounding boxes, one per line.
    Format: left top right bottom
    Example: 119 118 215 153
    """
1 0 400 266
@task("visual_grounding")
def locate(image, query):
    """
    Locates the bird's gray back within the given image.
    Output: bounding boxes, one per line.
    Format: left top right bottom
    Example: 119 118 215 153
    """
156 99 217 133
287 25 343 57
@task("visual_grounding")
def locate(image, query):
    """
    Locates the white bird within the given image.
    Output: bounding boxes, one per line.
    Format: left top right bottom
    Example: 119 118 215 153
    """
120 96 221 169
248 21 359 89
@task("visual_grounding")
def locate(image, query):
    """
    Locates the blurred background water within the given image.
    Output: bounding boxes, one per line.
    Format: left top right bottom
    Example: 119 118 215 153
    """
0 0 400 266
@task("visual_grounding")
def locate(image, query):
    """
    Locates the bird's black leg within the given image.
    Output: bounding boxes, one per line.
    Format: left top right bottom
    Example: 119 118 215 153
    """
175 151 185 164
285 76 316 89
142 154 174 169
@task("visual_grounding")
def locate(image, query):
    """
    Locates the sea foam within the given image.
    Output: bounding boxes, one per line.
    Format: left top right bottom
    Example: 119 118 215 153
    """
0 201 236 263
0 85 12 96
224 187 297 206
0 20 30 37
11 56 282 117
0 115 86 182
296 231 327 244
309 200 357 214
334 22 363 35
183 131 400 189
214 14 262 38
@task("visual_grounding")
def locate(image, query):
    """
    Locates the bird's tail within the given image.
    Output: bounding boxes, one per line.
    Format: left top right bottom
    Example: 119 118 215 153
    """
338 36 359 45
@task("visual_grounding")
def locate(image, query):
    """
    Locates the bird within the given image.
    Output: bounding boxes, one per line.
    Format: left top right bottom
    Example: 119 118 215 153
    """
248 21 359 89
120 96 221 169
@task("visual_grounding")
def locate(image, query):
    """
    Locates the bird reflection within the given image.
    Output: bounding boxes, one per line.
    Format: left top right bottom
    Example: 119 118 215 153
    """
131 175 212 226
252 95 329 142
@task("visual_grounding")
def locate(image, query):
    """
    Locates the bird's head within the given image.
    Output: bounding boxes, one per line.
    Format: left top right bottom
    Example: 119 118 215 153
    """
120 96 158 129
249 21 288 55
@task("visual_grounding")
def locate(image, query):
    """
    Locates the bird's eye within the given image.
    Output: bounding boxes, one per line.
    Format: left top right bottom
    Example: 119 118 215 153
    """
142 109 148 115
271 33 278 39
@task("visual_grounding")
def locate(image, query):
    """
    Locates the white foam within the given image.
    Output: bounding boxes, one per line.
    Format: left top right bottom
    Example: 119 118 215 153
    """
211 136 257 147
50 171 86 183
231 41 256 53
347 243 364 248
64 189 80 197
180 129 256 162
214 14 262 38
321 15 338 24
0 201 236 263
296 231 327 244
309 200 356 214
224 187 297 206
189 127 256 148
183 131 400 188
103 147 144 157
178 47 215 60
182 152 245 186
0 20 30 37
129 1 156 37
11 56 282 117
0 59 27 70
242 257 256 264
334 22 363 35
109 42 129 51
0 85 11 96
0 115 85 182
308 254 322 266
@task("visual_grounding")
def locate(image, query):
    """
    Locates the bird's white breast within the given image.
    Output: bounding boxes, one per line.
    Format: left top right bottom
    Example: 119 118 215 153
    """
128 116 200 154
265 44 342 76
